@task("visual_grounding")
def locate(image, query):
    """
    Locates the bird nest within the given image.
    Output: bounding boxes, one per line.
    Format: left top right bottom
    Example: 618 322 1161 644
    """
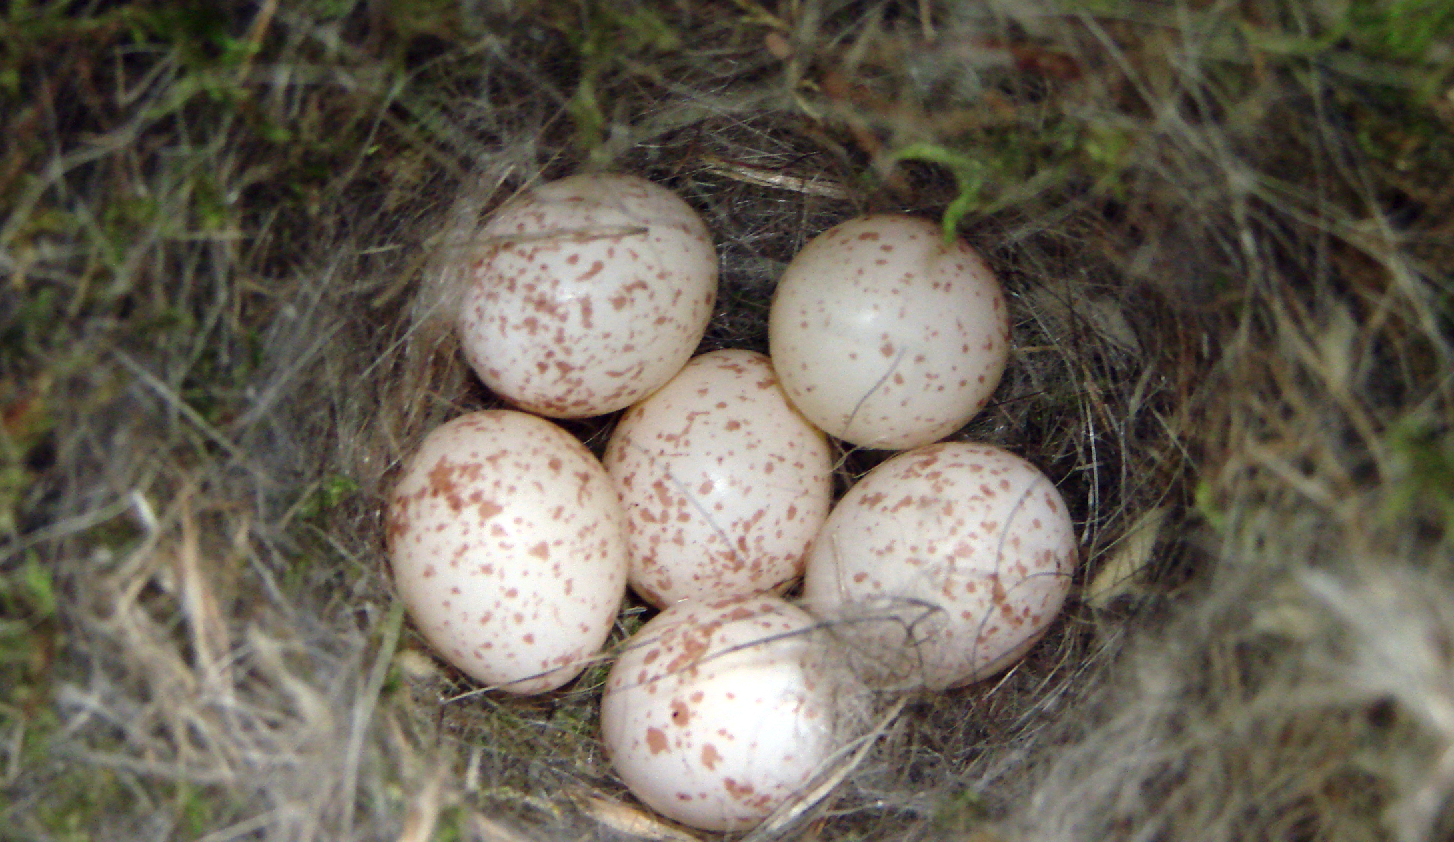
3 2 1452 840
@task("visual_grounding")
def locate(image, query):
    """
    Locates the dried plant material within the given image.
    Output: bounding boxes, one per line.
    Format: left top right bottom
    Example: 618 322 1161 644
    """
1084 506 1167 609
1245 579 1323 642
581 797 702 842
700 157 852 199
466 814 544 842
173 493 235 698
397 769 446 842
741 696 909 842
1024 285 1142 357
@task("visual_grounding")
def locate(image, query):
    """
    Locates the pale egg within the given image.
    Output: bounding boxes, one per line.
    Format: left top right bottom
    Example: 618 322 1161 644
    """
768 214 1010 449
603 349 834 607
457 173 718 418
385 410 628 694
600 594 840 832
802 441 1076 689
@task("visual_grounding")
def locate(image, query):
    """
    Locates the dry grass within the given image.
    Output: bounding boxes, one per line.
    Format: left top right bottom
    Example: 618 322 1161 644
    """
2 0 1451 840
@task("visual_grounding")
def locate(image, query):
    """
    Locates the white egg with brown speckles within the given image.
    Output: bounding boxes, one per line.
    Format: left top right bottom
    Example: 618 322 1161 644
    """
386 410 628 694
604 349 834 607
802 442 1076 689
768 214 1010 449
601 594 839 832
457 173 718 418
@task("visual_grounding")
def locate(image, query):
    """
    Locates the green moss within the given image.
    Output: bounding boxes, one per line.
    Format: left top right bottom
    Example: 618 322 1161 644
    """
547 1 680 163
891 130 1079 240
890 143 992 241
930 788 991 834
0 553 57 723
1347 0 1454 64
429 806 468 842
1383 420 1454 543
22 770 246 840
34 768 131 841
296 475 362 522
1195 480 1230 535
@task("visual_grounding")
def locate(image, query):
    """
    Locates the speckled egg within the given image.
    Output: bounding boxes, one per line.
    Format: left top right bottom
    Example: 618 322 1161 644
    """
385 410 628 694
768 214 1010 449
600 595 840 832
603 349 834 607
456 173 718 418
802 442 1076 689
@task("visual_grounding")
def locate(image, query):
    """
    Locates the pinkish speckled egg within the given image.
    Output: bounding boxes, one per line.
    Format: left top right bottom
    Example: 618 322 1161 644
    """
600 595 839 832
603 349 834 608
802 442 1076 689
385 410 628 694
768 214 1010 449
457 173 718 418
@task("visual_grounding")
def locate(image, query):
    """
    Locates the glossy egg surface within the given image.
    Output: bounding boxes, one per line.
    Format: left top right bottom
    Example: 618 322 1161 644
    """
768 214 1009 449
386 410 628 694
458 173 717 418
802 441 1075 689
604 349 833 607
600 595 838 831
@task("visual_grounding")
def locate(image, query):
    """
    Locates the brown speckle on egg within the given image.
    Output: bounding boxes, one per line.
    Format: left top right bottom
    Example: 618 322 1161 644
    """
456 174 718 419
600 595 842 832
768 214 1010 449
803 441 1076 690
386 410 629 695
604 350 833 607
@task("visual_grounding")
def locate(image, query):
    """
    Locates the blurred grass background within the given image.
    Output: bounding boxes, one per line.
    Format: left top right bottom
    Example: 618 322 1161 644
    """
2 0 1452 839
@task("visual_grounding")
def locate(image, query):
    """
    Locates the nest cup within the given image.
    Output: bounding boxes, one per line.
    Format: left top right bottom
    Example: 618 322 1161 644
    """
397 106 1173 839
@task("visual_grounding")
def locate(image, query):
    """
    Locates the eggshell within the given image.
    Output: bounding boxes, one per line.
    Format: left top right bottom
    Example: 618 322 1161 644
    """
802 441 1076 689
768 214 1010 449
600 595 839 832
457 173 718 418
603 349 834 607
385 410 628 694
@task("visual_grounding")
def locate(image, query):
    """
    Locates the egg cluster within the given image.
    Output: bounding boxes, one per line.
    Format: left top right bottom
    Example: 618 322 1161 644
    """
385 173 1078 832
